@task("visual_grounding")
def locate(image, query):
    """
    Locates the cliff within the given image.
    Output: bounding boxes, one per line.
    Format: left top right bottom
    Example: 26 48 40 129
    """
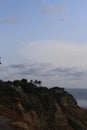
0 79 87 130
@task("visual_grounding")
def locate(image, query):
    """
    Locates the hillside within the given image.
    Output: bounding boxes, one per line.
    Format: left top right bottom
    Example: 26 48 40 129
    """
0 79 87 130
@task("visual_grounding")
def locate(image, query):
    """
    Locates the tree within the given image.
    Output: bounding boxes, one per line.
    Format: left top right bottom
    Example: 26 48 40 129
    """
34 80 42 87
13 80 20 87
37 80 41 87
20 79 28 91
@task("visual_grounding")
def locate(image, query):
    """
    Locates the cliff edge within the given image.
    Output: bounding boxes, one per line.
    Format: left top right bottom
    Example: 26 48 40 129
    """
0 79 87 130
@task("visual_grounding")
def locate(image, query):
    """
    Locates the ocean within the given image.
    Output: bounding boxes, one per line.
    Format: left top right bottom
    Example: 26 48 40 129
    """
66 88 87 108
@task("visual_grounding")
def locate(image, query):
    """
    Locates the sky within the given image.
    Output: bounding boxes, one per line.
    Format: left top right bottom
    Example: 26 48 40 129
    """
0 0 87 88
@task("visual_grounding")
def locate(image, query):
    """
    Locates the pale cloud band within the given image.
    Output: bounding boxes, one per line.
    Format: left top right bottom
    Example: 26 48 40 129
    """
19 40 87 69
1 40 87 88
0 63 87 88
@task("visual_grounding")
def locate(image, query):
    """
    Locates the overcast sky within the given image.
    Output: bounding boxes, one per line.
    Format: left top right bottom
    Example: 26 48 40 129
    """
0 0 87 88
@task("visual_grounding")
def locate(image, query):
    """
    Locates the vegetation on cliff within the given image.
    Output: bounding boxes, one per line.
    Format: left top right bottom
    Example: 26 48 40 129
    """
0 79 87 130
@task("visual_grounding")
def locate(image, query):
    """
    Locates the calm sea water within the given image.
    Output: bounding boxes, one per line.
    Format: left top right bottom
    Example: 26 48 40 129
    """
66 88 87 108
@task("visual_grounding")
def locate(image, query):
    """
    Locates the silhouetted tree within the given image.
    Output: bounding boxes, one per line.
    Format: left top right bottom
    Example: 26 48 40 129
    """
20 79 28 91
13 80 20 87
34 80 42 87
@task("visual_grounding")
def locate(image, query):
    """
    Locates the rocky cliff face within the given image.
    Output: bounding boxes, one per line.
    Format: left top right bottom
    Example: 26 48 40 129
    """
0 80 87 130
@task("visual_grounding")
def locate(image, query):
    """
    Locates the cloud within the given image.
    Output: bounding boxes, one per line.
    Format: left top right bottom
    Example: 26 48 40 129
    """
50 67 85 80
1 40 87 88
45 16 68 27
0 63 52 83
57 17 68 21
0 16 23 24
69 23 80 30
10 64 26 69
19 40 87 69
41 5 68 14
0 63 87 88
15 63 52 77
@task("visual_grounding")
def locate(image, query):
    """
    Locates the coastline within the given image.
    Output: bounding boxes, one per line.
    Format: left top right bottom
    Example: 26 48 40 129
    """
66 88 87 108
